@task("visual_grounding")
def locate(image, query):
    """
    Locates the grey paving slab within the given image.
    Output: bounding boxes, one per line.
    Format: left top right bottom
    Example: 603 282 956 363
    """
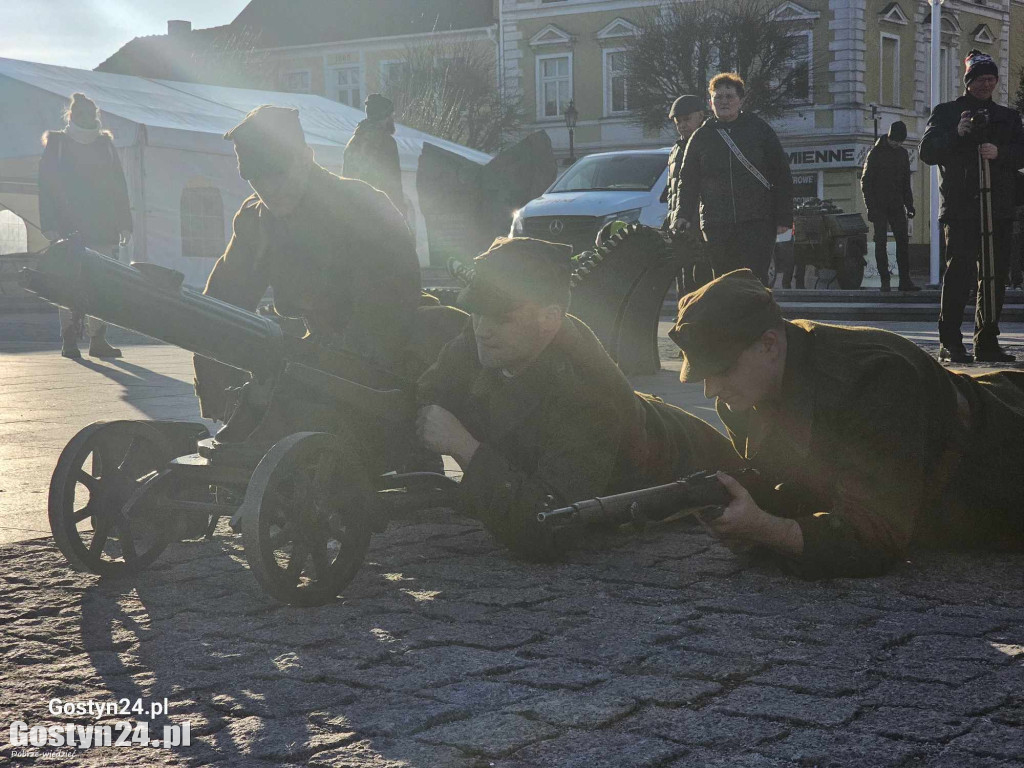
2 318 1024 765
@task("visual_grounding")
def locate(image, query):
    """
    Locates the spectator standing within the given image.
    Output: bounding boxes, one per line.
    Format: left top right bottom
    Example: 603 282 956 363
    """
677 73 793 285
921 50 1024 363
861 120 918 292
38 92 132 359
343 93 407 219
663 94 710 294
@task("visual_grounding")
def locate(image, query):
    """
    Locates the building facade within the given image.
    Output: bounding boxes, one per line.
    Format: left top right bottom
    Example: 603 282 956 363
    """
98 0 1024 249
500 0 1021 250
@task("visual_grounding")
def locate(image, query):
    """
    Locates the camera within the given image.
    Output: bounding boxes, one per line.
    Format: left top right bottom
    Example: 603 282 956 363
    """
968 109 990 137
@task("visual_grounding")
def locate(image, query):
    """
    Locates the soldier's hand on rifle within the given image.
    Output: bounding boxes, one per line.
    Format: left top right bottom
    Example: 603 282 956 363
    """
979 143 999 161
957 111 973 137
705 472 804 556
416 404 480 468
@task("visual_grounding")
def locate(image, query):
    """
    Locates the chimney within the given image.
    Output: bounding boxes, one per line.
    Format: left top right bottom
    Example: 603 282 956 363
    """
167 20 192 36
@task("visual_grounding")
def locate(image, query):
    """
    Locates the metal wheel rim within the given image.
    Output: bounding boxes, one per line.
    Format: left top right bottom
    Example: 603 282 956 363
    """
241 432 373 606
48 421 175 576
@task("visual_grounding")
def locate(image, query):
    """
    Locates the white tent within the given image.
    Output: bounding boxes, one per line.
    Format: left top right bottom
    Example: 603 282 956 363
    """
0 57 491 287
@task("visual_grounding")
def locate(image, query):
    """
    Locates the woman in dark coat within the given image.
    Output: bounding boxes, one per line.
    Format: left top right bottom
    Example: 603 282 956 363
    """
39 92 133 358
677 73 793 285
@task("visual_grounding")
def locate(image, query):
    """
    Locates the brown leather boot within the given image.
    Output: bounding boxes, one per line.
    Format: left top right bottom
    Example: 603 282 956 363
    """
88 325 122 358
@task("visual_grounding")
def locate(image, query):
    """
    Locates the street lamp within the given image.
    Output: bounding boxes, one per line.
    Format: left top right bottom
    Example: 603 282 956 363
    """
564 99 579 164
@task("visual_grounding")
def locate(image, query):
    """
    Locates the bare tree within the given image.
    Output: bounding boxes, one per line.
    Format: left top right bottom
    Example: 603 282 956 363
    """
382 39 522 153
623 0 815 130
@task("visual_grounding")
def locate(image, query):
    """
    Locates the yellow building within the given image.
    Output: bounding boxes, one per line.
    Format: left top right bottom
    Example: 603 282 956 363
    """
500 0 1022 252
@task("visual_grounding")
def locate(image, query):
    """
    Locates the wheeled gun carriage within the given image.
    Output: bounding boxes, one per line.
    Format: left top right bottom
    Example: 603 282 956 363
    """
22 240 467 606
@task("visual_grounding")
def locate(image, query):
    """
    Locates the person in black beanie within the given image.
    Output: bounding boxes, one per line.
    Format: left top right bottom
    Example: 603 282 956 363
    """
343 93 406 219
861 120 917 291
921 50 1024 363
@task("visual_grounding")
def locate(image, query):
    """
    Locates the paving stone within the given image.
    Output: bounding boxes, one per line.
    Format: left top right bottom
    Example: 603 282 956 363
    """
201 714 357 761
500 659 609 690
711 685 859 726
886 634 1024 665
417 711 559 757
461 586 558 608
747 664 878 696
628 707 786 749
309 694 471 737
596 675 722 706
851 705 973 742
926 748 1024 767
863 677 1011 716
402 620 543 651
421 681 537 709
948 721 1024 760
871 613 1010 638
497 728 684 768
207 681 357 718
508 690 638 728
308 737 473 767
636 648 765 681
873 658 1000 686
665 751 800 768
760 728 926 767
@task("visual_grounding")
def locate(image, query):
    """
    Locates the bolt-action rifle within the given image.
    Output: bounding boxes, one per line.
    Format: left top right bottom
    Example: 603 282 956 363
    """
536 468 762 529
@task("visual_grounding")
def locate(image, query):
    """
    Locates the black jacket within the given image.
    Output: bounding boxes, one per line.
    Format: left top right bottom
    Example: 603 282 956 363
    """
920 94 1024 222
678 112 793 229
664 138 692 230
860 138 913 219
38 131 132 246
343 119 405 217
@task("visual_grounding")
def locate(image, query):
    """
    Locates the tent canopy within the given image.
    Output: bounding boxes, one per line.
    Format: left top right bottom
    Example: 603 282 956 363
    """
0 57 491 283
0 56 492 167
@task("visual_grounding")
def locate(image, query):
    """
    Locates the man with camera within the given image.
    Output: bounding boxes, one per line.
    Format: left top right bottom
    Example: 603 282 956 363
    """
921 50 1024 364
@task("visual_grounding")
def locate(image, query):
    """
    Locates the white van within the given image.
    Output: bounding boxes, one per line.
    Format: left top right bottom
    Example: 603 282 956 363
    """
510 148 671 254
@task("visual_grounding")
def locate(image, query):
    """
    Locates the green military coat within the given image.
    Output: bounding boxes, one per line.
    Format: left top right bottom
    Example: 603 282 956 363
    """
195 163 421 419
418 315 741 559
717 320 1024 578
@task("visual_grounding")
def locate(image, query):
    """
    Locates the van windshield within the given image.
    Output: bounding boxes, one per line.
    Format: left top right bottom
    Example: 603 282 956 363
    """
550 153 667 193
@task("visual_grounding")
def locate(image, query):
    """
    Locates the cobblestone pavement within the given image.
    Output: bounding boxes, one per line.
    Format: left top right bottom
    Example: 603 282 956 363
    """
1 316 1023 766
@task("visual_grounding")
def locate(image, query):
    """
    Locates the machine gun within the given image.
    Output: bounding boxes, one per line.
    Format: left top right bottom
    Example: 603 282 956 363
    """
537 468 762 529
21 240 464 606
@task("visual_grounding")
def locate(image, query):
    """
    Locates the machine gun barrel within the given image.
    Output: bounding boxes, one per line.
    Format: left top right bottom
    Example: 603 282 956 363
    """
536 468 759 528
21 240 285 379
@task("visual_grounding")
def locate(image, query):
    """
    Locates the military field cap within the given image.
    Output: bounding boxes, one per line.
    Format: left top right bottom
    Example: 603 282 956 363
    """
224 105 306 149
670 269 784 382
457 237 573 316
365 93 395 120
669 94 704 118
888 121 907 143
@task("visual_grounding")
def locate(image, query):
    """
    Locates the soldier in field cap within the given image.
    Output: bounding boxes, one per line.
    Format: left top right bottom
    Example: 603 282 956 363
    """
416 237 740 560
194 103 420 429
664 94 712 295
669 269 1024 578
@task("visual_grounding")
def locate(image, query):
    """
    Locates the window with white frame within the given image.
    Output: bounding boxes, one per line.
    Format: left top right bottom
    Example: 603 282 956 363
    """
879 34 900 106
180 186 225 259
604 49 629 115
333 66 361 107
281 70 311 93
537 54 572 119
787 31 812 101
939 45 955 102
380 60 410 89
0 210 27 255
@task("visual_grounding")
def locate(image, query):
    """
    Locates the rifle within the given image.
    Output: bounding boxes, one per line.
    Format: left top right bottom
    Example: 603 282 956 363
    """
536 468 761 529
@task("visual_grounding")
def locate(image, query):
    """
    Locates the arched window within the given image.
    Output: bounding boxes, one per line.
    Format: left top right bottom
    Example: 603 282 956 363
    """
0 209 28 254
180 185 225 259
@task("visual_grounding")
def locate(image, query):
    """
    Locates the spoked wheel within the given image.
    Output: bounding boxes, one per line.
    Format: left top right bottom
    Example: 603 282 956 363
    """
240 432 375 606
48 421 175 576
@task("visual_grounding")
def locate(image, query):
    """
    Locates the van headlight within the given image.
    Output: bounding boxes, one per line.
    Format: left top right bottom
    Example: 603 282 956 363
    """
511 209 525 235
601 208 642 226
